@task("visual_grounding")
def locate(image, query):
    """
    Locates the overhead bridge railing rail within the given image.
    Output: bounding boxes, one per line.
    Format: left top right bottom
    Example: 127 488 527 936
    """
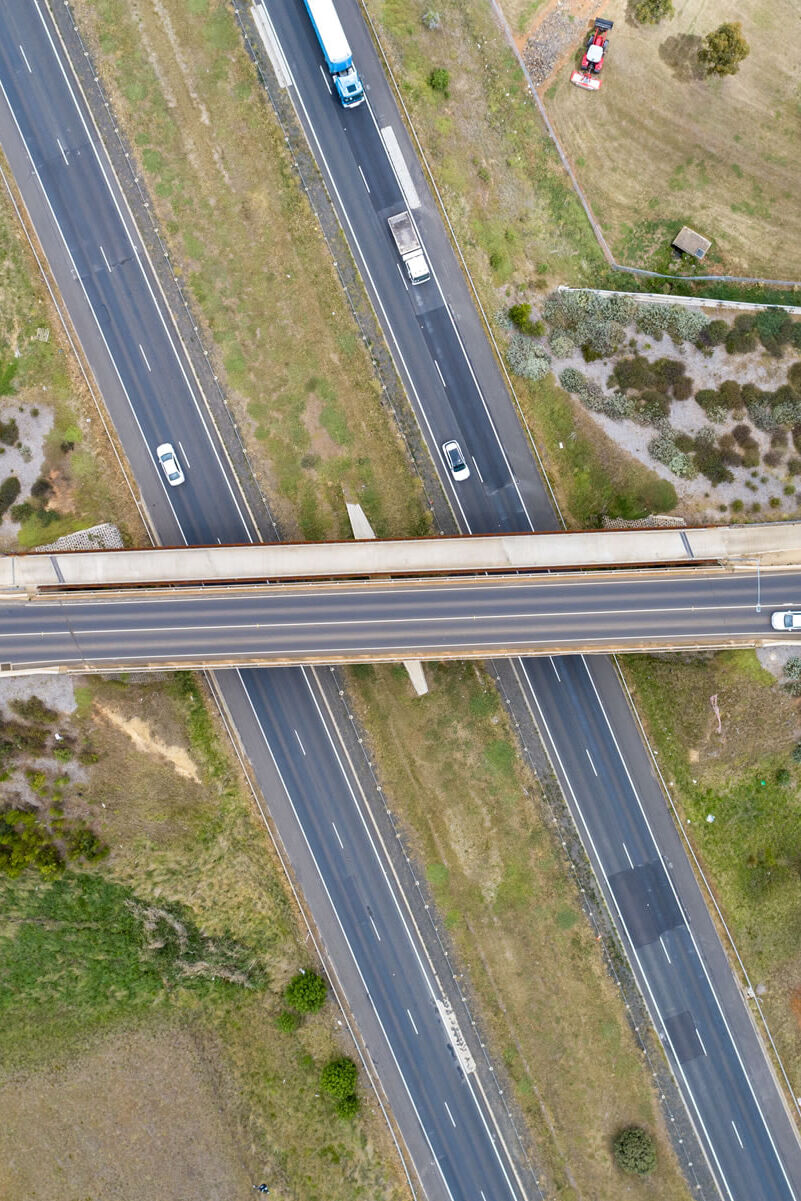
3 522 801 595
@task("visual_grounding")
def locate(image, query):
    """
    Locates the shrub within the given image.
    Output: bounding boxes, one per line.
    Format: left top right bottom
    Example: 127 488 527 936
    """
694 433 733 485
648 433 695 478
542 290 632 356
789 458 801 476
613 1126 656 1176
633 390 670 424
741 442 761 469
698 22 750 77
725 328 758 355
695 318 728 349
31 476 53 500
732 423 752 446
559 367 584 394
769 496 781 508
632 0 673 22
335 1093 360 1120
506 335 551 381
0 474 21 517
320 1057 358 1100
65 824 109 861
275 1009 302 1033
421 9 441 29
763 450 783 468
695 388 720 413
285 970 327 1013
9 501 33 523
771 428 789 448
0 417 19 446
776 767 791 786
717 380 742 410
548 330 574 358
730 498 744 512
0 808 63 879
53 745 74 762
788 362 801 392
613 355 654 392
508 302 539 336
581 343 604 363
428 67 450 96
674 432 694 452
792 743 801 764
673 375 693 401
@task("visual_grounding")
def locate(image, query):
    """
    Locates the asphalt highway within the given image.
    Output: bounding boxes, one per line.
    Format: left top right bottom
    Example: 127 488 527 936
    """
1 567 798 671
0 3 799 1200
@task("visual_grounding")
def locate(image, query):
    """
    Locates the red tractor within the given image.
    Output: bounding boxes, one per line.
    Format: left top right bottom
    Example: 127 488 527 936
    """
570 18 613 91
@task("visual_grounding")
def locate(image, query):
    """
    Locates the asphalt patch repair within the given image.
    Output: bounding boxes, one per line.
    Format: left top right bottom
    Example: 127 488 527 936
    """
608 860 684 948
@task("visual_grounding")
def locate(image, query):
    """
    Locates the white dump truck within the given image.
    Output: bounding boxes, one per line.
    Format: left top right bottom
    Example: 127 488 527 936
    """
388 211 430 285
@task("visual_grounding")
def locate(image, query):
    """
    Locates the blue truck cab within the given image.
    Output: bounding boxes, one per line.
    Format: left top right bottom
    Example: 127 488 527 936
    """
302 0 365 107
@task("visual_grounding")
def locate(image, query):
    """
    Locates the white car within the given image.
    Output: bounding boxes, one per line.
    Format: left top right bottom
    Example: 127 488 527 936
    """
442 440 470 482
156 442 185 487
771 611 801 631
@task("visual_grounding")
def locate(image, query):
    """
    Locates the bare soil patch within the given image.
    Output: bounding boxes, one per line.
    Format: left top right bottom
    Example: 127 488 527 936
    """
0 1027 254 1201
94 701 200 781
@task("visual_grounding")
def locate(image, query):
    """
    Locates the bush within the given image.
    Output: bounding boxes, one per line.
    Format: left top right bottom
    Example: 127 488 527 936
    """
275 1009 302 1033
612 355 653 392
0 474 21 517
776 767 792 786
632 0 673 22
506 335 551 381
559 367 585 394
613 1126 656 1176
763 450 784 468
65 824 109 862
718 380 742 410
0 417 19 446
789 458 801 476
421 8 441 29
771 428 789 448
725 328 758 355
672 375 693 401
695 388 719 413
543 290 632 357
788 363 801 392
792 743 801 764
335 1093 360 1120
695 318 728 349
548 330 574 358
732 423 752 446
31 476 53 500
507 302 539 336
9 501 33 523
730 498 744 512
285 970 327 1013
648 432 695 478
698 22 750 77
320 1057 358 1099
694 439 733 486
428 67 450 96
633 390 670 424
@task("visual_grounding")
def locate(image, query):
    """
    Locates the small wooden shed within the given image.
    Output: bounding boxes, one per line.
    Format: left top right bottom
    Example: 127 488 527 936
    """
672 226 711 260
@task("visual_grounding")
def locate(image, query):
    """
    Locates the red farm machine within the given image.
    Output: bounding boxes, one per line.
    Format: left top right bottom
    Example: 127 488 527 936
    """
570 18 613 91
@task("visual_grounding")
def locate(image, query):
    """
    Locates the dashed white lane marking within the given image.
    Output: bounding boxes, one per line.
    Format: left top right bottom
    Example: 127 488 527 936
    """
585 748 598 776
622 841 634 869
178 440 190 468
138 343 151 372
549 656 561 682
318 62 332 93
331 821 344 850
696 1028 708 1056
99 243 112 272
293 728 306 756
368 914 382 942
471 456 484 484
56 136 68 165
406 1008 419 1035
433 359 446 388
731 1120 744 1149
444 1100 456 1128
395 261 408 290
19 44 32 73
660 934 672 964
357 164 371 194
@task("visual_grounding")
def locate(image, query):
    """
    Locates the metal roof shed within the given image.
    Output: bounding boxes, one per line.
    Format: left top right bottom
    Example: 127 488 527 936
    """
672 226 712 259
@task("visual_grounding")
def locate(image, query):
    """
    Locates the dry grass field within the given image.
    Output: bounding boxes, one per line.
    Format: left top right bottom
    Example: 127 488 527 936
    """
539 0 801 277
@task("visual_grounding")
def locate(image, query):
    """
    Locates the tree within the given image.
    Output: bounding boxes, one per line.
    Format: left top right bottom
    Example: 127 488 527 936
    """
613 1126 656 1176
428 67 450 97
320 1057 358 1100
284 969 327 1013
632 0 673 24
698 22 750 77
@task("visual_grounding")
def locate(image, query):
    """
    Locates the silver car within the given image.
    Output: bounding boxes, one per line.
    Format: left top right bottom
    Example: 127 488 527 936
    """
442 439 470 482
156 442 185 487
771 611 801 631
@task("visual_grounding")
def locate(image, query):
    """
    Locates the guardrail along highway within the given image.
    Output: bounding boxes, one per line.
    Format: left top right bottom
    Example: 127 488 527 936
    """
0 3 799 1201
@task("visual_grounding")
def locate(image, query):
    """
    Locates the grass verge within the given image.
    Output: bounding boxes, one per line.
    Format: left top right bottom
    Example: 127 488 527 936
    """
622 650 801 1091
0 673 407 1199
349 660 692 1199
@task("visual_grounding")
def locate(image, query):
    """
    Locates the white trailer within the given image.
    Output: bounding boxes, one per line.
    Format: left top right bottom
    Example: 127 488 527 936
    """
388 211 430 285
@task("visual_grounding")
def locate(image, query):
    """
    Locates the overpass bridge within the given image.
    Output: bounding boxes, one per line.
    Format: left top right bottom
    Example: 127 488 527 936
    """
2 523 801 675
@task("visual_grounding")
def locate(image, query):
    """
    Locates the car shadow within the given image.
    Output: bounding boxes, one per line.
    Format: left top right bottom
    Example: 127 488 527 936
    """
658 33 706 82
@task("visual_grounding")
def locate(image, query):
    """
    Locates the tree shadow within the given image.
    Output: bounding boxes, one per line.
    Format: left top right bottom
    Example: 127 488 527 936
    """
659 34 706 82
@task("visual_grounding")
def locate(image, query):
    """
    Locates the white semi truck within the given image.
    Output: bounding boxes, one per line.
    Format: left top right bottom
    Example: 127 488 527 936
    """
388 211 430 285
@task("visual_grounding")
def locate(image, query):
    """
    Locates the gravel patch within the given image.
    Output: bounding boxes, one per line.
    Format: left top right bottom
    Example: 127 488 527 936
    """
523 1 579 86
757 645 801 681
0 675 77 717
0 399 53 544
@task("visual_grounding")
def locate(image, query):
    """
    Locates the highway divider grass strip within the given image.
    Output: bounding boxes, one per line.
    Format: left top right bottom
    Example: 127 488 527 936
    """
347 659 694 1201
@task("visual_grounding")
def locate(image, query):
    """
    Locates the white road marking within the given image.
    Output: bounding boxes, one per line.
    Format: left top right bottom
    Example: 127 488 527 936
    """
318 62 332 93
368 914 382 942
19 44 32 73
471 456 484 484
56 136 68 165
622 841 634 868
549 656 561 682
660 934 672 964
357 164 371 194
138 343 151 372
433 359 446 388
731 1121 744 1149
293 728 306 755
585 748 598 776
697 1028 708 1056
406 1008 419 1035
379 124 421 209
99 243 112 272
250 2 292 89
178 440 190 468
331 821 344 849
395 261 408 290
444 1100 456 1128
